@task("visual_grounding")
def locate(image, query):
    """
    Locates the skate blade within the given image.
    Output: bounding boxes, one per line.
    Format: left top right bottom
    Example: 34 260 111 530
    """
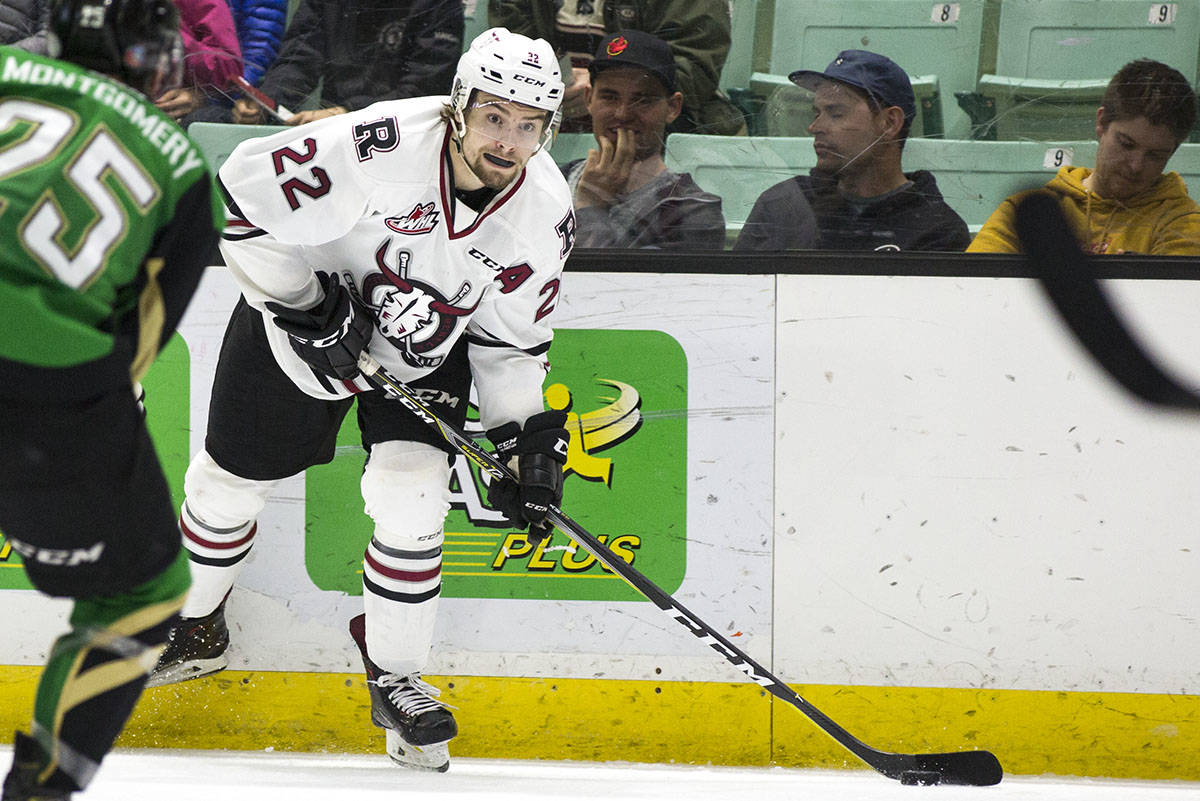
384 729 450 773
144 655 228 688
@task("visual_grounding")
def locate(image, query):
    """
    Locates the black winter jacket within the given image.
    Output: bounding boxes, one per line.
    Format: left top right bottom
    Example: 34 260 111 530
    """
737 169 970 252
259 0 463 112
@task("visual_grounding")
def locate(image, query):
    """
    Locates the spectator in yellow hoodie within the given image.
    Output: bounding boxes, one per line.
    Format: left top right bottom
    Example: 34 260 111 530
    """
969 59 1200 255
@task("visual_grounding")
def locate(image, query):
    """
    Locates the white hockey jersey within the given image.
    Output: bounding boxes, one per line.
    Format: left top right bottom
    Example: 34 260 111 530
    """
217 97 576 430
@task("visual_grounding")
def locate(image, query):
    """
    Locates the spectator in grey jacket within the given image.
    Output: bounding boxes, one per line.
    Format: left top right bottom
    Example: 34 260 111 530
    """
231 0 463 126
1 0 47 55
562 31 725 249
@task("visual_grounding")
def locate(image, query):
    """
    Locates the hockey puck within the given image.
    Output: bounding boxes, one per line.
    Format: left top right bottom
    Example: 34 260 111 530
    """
899 770 942 786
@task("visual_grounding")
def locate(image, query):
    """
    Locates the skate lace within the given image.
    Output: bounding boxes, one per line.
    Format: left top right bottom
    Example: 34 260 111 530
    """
373 673 458 714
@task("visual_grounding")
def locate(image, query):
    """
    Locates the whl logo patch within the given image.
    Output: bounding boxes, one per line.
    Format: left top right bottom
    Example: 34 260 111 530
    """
386 202 440 235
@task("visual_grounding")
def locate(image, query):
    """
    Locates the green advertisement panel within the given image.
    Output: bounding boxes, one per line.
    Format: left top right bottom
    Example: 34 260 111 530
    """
305 328 688 602
0 335 191 589
0 329 688 603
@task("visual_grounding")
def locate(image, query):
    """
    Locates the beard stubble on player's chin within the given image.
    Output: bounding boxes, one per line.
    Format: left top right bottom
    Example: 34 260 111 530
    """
453 138 516 190
475 153 516 187
483 152 516 169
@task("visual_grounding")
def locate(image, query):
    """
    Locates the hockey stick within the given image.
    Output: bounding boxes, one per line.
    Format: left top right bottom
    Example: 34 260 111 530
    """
356 352 1003 786
1014 191 1200 410
232 76 295 123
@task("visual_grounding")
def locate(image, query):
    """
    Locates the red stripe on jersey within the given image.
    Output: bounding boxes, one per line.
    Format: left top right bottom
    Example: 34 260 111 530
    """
181 517 257 551
438 126 527 241
364 551 441 583
342 377 361 394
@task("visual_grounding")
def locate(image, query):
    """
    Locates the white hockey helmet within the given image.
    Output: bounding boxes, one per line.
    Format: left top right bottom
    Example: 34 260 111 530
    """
450 27 564 152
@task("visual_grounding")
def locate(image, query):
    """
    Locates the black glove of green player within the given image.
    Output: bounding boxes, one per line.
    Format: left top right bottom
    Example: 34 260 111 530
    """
486 410 569 545
264 271 373 380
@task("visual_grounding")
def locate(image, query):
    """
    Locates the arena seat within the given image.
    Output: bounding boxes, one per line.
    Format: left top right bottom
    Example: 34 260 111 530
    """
957 0 1200 140
663 134 1118 244
548 132 597 167
720 0 761 93
904 138 1098 231
187 122 290 172
1165 143 1200 199
462 0 490 50
663 135 817 246
745 0 987 139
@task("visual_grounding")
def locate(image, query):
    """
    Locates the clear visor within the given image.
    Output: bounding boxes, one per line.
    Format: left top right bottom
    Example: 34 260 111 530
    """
464 98 552 151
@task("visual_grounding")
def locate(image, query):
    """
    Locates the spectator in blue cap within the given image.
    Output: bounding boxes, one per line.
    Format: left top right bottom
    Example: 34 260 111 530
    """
736 49 969 251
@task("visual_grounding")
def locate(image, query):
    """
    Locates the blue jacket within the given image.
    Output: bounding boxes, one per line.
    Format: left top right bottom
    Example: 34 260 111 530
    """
230 0 288 86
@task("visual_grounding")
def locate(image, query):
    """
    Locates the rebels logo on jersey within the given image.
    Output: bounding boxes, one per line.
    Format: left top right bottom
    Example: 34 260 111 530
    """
386 202 441 235
352 238 479 369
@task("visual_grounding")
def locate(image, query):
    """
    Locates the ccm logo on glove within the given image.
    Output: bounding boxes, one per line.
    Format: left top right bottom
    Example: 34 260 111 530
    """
265 271 374 380
486 410 570 545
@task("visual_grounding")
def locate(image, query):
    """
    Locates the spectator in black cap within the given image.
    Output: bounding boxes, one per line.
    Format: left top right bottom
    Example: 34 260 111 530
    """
489 0 745 135
561 30 726 249
735 49 969 252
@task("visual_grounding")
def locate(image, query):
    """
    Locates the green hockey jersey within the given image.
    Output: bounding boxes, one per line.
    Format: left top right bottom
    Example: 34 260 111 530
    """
0 46 222 393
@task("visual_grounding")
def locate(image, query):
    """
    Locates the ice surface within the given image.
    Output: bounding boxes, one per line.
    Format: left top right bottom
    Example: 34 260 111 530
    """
5 748 1197 801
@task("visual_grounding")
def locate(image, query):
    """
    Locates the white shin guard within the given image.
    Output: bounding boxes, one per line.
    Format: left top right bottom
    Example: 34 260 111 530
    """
178 450 279 618
360 441 452 675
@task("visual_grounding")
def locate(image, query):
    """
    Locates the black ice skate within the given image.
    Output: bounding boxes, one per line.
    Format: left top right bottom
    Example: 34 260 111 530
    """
348 614 457 772
145 600 229 687
2 732 71 801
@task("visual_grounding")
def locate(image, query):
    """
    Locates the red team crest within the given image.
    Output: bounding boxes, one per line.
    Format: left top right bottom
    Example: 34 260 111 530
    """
606 36 628 56
386 202 441 235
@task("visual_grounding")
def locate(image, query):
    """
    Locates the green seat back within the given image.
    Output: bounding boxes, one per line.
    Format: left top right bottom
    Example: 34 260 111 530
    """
762 0 986 138
904 138 1097 230
548 132 597 168
187 122 291 173
462 0 490 51
995 0 1198 80
972 0 1200 140
663 134 817 243
720 0 759 92
664 134 1116 241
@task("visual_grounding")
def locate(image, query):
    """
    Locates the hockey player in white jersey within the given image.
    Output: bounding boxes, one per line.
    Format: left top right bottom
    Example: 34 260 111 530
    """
148 28 575 772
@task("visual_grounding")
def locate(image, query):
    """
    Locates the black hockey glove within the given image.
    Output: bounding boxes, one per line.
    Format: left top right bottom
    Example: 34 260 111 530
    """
486 410 569 545
264 271 373 381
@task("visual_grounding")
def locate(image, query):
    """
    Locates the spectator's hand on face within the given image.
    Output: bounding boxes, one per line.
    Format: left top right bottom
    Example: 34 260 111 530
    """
156 87 204 121
232 97 267 125
574 127 635 208
562 67 591 118
287 106 349 126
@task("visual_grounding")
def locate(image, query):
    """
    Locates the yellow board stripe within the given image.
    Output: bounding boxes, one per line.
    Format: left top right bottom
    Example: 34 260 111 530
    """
1 667 1196 780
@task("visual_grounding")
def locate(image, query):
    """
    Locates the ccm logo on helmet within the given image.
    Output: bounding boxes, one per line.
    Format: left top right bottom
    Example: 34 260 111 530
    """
512 75 546 86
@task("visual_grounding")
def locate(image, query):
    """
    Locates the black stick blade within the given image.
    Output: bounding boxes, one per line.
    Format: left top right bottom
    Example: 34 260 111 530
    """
905 749 1004 786
1015 191 1200 410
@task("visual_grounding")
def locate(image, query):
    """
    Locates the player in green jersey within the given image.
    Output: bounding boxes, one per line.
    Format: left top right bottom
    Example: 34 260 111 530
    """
0 1 223 798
